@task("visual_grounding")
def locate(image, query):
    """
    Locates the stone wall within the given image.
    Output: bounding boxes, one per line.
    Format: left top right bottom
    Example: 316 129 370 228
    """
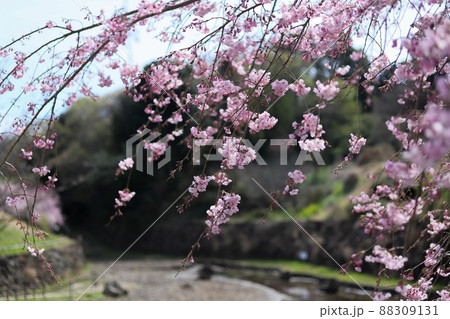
0 241 84 288
135 218 423 275
136 219 369 264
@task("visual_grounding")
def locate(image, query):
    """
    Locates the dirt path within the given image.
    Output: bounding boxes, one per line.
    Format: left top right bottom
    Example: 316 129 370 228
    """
80 257 289 301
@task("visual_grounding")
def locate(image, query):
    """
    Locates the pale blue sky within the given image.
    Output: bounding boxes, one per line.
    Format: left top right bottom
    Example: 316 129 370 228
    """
0 0 192 130
0 0 177 89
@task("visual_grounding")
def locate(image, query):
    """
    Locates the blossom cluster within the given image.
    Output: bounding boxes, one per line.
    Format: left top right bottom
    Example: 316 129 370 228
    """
118 158 134 171
218 137 257 170
365 245 408 270
313 80 340 101
348 134 366 155
115 189 136 208
188 175 213 198
283 169 307 196
205 193 241 235
291 113 326 152
27 246 45 257
248 111 278 134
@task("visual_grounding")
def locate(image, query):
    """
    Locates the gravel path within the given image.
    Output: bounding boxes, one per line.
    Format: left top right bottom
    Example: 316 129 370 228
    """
83 257 289 301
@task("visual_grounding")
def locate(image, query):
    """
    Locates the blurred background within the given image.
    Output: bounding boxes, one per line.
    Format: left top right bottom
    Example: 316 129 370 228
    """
1 50 430 301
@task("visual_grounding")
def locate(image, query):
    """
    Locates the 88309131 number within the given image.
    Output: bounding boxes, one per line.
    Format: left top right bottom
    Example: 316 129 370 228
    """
379 305 438 316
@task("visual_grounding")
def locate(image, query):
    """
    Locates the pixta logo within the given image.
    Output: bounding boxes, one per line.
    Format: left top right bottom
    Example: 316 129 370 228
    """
126 133 325 176
193 139 325 166
126 129 171 176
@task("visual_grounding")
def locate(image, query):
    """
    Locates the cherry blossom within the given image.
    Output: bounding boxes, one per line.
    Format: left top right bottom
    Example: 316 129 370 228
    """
246 69 271 96
115 189 136 208
271 79 289 96
118 158 134 171
313 80 340 101
249 111 278 133
348 134 366 155
218 137 257 170
299 138 326 152
205 193 241 235
32 166 51 177
289 79 310 96
350 51 363 61
21 149 33 160
364 54 390 81
191 126 217 147
27 246 45 257
336 65 350 76
288 170 307 184
373 292 391 301
365 245 408 271
396 278 433 301
5 196 21 207
213 172 232 186
436 290 450 301
424 243 443 267
188 175 213 198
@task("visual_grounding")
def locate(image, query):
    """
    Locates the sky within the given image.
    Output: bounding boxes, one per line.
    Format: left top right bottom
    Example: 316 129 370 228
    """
0 0 168 68
0 0 193 130
0 0 418 131
0 0 179 92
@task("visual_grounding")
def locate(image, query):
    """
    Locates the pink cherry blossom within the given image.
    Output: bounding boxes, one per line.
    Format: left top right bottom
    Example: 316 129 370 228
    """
118 190 136 202
396 278 432 301
213 172 232 186
218 137 257 170
348 134 366 155
385 161 420 182
288 170 307 184
21 149 33 160
299 138 326 152
349 51 363 61
289 79 311 96
188 175 214 198
336 65 350 76
34 139 46 149
249 111 278 133
6 196 21 207
364 54 390 81
27 246 45 257
32 166 50 177
144 141 168 161
246 69 271 94
205 193 241 235
191 126 217 146
424 243 443 267
313 80 340 101
271 79 289 97
118 157 134 171
374 292 391 301
365 245 408 270
436 290 450 301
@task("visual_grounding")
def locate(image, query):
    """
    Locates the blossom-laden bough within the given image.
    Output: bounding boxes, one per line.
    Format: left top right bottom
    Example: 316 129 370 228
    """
0 0 448 300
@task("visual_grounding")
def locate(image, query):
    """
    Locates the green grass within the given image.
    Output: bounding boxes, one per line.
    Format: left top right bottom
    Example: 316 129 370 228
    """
237 259 398 288
13 292 106 301
0 212 73 256
297 202 321 218
0 266 107 301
